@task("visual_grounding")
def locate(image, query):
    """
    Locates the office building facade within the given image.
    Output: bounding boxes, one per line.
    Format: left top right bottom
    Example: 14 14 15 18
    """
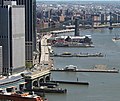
0 0 36 67
0 46 3 75
0 2 25 75
75 18 79 36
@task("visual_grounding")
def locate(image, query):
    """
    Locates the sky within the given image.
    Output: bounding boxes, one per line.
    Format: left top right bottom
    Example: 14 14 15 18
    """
36 0 120 1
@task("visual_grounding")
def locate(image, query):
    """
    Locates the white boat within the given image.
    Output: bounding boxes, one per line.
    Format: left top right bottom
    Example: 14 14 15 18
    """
112 37 120 42
112 33 120 42
64 65 77 71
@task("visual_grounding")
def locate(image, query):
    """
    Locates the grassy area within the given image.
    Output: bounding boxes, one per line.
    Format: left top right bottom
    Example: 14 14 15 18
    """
26 62 33 68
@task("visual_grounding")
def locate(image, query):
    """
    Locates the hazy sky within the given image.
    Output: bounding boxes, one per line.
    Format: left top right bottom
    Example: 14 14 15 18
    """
37 0 120 1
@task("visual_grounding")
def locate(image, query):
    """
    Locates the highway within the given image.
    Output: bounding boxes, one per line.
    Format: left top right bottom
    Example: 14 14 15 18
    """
30 33 53 79
40 34 53 69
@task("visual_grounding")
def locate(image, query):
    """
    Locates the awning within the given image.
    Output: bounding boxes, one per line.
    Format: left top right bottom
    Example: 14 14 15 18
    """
0 88 3 91
19 82 27 85
7 86 16 88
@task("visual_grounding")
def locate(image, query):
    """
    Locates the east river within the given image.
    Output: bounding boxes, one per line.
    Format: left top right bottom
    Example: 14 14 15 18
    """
46 28 120 101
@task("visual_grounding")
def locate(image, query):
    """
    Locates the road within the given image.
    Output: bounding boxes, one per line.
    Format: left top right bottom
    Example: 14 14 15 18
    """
39 34 53 70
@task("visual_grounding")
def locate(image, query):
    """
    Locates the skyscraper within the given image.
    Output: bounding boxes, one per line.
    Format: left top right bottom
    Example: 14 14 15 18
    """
0 0 36 67
75 18 79 36
0 46 3 75
0 1 25 76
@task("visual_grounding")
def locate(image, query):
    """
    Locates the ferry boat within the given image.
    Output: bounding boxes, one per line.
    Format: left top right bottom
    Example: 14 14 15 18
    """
0 82 44 101
0 90 44 101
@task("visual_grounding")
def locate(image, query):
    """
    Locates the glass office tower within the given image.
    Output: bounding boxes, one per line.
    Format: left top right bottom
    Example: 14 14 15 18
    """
0 0 36 67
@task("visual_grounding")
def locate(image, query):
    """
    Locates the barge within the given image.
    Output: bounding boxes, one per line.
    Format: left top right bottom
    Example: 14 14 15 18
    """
26 87 67 94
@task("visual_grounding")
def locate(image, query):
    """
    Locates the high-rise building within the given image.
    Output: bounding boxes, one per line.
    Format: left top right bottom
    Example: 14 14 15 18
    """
59 14 65 22
75 18 79 36
0 0 36 67
0 46 3 75
0 1 25 75
100 14 106 25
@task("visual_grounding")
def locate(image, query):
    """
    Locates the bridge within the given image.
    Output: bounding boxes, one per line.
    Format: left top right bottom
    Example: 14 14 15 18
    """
38 12 120 33
61 12 120 28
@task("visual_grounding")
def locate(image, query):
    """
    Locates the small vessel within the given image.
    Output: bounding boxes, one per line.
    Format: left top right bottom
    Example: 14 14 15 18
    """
88 53 103 57
109 26 113 30
64 65 77 71
112 37 120 42
61 52 72 57
112 33 120 42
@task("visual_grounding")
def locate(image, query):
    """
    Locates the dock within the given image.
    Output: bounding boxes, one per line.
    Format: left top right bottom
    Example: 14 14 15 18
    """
52 43 94 48
51 68 119 73
50 52 104 57
51 80 89 85
26 87 67 94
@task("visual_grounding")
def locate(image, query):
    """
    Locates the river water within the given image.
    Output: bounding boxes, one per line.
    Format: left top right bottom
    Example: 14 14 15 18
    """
46 28 120 101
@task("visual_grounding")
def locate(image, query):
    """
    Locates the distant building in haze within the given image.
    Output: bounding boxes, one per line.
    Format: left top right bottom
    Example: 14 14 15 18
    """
92 14 100 27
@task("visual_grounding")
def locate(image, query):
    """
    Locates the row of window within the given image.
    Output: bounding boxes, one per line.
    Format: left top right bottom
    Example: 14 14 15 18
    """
0 36 8 39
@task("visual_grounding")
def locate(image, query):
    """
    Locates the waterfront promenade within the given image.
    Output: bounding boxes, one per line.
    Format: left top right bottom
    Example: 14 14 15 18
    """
25 33 53 79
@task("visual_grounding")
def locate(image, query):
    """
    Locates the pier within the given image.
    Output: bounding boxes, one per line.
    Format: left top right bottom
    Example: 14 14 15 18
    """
51 80 89 85
50 52 104 57
51 68 119 73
